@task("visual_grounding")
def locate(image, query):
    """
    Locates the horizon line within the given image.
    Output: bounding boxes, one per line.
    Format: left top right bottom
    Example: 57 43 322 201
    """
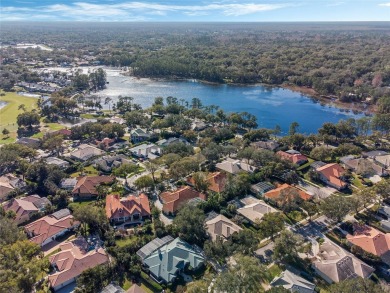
1 20 390 23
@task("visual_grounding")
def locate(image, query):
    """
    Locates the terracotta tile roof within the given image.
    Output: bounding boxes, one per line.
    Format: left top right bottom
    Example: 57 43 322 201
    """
72 176 115 198
106 194 151 220
24 209 78 246
264 183 312 201
160 186 205 214
48 238 109 289
187 172 226 193
347 226 390 257
277 151 308 165
316 163 347 189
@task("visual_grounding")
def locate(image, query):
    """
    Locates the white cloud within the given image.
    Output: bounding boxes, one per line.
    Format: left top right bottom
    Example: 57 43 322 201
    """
326 2 345 7
379 2 390 6
0 1 288 21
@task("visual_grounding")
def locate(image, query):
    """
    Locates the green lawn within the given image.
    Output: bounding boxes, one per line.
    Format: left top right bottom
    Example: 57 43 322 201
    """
124 280 154 293
68 200 95 210
266 264 283 282
80 113 97 119
0 91 38 143
351 174 364 189
296 158 314 171
71 165 99 177
115 237 139 248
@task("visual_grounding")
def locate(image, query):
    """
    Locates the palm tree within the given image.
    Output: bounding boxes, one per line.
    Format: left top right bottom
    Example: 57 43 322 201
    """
105 97 112 113
18 104 26 112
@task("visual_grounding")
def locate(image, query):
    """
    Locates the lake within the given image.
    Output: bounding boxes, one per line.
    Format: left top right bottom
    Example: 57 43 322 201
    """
43 67 367 135
98 69 367 135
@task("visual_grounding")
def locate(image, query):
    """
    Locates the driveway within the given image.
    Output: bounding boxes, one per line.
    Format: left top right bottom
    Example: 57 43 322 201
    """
299 180 336 199
153 196 173 225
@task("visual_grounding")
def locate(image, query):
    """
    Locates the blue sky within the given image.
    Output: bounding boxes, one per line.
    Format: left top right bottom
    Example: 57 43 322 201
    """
1 0 390 21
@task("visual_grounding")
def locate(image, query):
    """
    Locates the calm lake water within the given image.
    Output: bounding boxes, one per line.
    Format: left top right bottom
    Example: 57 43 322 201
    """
44 67 367 135
98 69 367 135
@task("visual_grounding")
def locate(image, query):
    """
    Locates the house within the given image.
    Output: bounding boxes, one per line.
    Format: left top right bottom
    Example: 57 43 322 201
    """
346 225 390 265
187 172 227 193
270 269 316 293
277 150 308 166
156 137 189 147
60 178 78 190
378 205 390 219
101 283 145 293
263 184 312 204
205 214 242 242
95 155 132 173
251 181 275 195
362 150 389 159
191 120 208 131
46 157 70 169
100 283 125 293
251 140 280 151
315 163 348 190
16 137 41 148
70 144 104 161
0 173 26 202
310 238 374 283
72 176 115 200
340 156 387 177
237 196 277 223
109 116 126 125
125 284 146 293
48 237 109 291
25 209 79 247
129 143 161 160
106 194 151 224
160 186 206 215
362 151 390 169
130 128 152 143
50 128 72 138
96 137 116 149
2 194 51 224
137 236 204 284
216 158 257 174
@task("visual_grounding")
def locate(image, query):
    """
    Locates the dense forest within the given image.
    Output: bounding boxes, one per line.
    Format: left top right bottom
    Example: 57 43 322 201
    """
1 22 390 101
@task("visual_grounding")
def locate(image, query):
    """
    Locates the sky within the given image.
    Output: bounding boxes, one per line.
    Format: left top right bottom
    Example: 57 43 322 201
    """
1 0 390 22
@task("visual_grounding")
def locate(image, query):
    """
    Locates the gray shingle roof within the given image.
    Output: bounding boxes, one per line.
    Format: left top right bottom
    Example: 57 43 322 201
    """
137 236 174 260
141 237 205 283
271 270 316 293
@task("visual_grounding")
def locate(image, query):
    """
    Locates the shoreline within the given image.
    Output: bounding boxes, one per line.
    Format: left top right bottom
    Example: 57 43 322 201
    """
281 84 374 115
132 73 374 115
41 66 373 115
